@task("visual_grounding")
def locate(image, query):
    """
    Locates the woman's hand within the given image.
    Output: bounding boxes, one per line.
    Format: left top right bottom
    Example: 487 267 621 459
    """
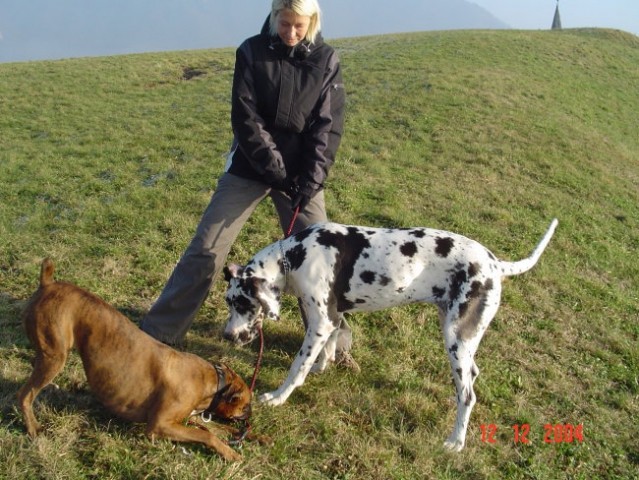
290 178 319 211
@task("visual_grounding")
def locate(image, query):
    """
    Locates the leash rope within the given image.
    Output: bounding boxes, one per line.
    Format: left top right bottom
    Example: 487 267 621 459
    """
227 206 300 448
184 207 301 449
285 206 300 238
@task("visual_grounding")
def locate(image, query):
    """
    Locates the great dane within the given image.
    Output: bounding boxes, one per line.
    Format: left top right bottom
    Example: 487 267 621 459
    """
223 219 558 451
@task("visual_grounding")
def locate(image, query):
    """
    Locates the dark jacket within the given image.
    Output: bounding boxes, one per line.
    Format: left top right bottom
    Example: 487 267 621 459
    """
226 17 345 194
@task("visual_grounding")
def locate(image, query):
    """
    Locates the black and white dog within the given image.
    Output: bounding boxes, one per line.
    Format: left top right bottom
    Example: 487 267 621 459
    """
223 219 558 451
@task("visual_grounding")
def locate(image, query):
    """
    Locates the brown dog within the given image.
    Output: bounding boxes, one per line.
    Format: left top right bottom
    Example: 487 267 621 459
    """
17 258 251 462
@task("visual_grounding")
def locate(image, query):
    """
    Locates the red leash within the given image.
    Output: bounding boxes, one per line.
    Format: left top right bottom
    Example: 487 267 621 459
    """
229 206 300 447
247 206 299 394
285 206 300 238
250 205 299 392
248 325 264 393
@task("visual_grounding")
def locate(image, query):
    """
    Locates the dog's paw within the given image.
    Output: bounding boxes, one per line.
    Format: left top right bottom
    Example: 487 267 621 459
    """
257 392 285 406
26 425 43 438
217 444 242 462
443 437 465 452
224 449 243 462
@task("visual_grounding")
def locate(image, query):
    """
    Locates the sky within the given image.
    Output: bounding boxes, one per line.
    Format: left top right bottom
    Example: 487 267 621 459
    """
471 0 638 34
0 0 637 63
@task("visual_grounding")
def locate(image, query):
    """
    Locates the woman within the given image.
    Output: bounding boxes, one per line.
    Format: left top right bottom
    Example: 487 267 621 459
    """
141 0 358 371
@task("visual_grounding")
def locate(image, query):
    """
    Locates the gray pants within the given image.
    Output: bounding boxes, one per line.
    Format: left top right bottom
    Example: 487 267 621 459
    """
141 173 352 352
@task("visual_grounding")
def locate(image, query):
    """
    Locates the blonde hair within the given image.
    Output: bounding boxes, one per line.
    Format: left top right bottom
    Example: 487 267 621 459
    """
270 0 322 44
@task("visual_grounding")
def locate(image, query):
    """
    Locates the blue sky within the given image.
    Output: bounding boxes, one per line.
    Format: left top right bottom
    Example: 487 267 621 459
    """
471 0 638 33
0 0 637 63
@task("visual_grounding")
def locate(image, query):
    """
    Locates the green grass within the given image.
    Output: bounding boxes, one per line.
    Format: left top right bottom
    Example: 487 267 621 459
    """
1 28 638 479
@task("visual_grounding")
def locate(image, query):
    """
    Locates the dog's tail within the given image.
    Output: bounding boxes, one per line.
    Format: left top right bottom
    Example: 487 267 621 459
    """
499 219 558 277
40 258 55 287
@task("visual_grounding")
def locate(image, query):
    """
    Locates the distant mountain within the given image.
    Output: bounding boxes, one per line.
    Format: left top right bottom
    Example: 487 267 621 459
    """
0 0 508 63
321 0 509 38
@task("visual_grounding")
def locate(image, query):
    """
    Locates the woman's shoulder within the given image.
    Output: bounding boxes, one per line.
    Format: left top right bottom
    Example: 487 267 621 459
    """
309 41 340 65
236 33 271 61
239 32 267 49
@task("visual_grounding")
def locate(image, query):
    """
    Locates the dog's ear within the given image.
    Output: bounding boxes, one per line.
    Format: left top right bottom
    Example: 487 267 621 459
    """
252 278 281 321
223 264 243 282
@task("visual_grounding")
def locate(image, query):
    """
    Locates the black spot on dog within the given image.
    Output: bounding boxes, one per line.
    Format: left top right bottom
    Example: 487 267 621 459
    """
231 294 256 316
484 278 494 291
456 279 494 341
239 279 253 296
457 279 485 321
270 285 281 300
432 286 446 298
326 296 343 329
379 275 391 286
317 227 371 311
293 227 314 243
409 229 426 238
286 243 307 271
435 237 455 257
468 262 480 278
400 241 418 258
448 269 468 307
468 280 483 299
360 271 376 284
456 368 462 379
449 343 459 360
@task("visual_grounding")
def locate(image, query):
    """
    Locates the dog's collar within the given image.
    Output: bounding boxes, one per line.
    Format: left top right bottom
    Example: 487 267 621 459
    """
279 240 290 287
205 364 230 414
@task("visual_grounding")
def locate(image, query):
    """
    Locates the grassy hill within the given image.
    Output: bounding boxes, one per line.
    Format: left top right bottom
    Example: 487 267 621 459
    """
1 28 638 479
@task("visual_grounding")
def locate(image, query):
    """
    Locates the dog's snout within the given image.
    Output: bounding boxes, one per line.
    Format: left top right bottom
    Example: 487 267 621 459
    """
222 328 253 345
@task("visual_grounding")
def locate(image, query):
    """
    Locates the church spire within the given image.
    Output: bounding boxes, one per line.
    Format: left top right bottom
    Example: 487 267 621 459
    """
551 0 562 30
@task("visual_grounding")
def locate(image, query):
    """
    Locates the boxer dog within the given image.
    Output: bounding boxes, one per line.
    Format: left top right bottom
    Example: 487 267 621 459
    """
18 258 251 461
222 219 558 451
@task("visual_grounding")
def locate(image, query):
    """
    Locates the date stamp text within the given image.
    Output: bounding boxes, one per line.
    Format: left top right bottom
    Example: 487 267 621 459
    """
480 423 584 445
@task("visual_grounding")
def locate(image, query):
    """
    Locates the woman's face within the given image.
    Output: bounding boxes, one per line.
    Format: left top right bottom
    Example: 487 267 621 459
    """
276 9 311 47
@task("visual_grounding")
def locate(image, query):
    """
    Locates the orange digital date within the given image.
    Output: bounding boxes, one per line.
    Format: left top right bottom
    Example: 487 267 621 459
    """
479 423 584 445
